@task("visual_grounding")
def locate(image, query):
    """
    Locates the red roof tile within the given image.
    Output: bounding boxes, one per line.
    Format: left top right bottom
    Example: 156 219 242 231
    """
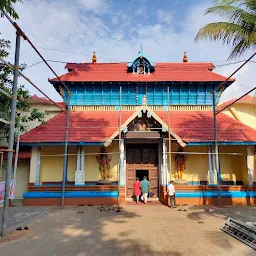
49 62 235 83
20 110 256 144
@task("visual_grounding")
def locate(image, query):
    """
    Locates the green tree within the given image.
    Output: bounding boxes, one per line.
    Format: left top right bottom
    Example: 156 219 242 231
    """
0 34 45 140
195 0 256 59
0 0 22 19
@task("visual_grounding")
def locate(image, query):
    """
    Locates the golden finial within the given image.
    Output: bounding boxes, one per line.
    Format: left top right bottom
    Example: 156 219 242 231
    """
183 51 188 63
92 51 97 63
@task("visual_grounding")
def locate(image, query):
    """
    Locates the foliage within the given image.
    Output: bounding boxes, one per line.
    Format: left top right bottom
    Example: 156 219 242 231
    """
0 0 22 19
195 0 256 59
0 34 45 140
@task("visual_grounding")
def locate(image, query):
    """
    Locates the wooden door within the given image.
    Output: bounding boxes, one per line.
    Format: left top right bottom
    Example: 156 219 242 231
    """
126 144 158 198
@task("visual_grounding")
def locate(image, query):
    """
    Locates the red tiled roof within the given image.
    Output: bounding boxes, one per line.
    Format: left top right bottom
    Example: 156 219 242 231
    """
20 111 134 143
19 110 256 144
156 111 256 142
0 147 31 159
49 62 235 83
218 95 255 110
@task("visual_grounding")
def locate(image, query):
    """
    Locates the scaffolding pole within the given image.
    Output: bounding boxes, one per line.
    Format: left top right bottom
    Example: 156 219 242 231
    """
1 32 21 237
13 121 21 189
61 93 71 208
212 91 221 205
167 87 171 183
117 86 122 208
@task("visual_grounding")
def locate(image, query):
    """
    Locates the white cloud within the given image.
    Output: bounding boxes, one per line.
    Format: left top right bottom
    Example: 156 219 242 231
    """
157 10 172 25
78 0 109 13
0 0 254 104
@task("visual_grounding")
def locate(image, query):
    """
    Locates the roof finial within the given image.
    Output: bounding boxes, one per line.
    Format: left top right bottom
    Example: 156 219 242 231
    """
92 51 97 63
183 51 188 63
140 43 143 54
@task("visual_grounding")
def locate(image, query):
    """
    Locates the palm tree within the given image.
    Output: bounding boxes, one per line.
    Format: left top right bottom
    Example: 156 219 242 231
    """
195 0 256 59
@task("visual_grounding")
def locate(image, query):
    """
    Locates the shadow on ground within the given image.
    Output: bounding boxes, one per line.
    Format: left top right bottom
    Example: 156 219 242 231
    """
0 205 182 256
186 205 256 223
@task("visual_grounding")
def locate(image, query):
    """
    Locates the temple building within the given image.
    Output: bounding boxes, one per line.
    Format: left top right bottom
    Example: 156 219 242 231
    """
18 51 256 206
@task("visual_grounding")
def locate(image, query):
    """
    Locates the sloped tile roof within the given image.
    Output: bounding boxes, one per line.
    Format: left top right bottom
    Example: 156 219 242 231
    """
218 95 255 110
156 111 256 142
49 62 235 83
19 110 256 144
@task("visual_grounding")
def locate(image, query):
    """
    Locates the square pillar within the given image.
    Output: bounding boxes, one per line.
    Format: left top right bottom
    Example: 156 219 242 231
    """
29 147 41 185
119 139 125 186
162 139 168 185
75 146 84 185
208 146 217 185
246 146 255 186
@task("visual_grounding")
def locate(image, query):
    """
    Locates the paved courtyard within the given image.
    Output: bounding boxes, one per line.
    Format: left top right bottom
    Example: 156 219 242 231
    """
0 204 255 256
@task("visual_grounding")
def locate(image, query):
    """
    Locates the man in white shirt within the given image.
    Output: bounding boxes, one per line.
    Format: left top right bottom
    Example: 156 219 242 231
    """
167 181 176 208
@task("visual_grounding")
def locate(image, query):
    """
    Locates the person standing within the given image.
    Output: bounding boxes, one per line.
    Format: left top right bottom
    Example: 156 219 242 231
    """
133 177 141 204
140 176 150 204
167 180 176 208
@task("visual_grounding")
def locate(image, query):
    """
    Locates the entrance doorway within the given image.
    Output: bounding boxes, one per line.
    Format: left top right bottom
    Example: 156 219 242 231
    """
126 144 159 198
136 170 149 181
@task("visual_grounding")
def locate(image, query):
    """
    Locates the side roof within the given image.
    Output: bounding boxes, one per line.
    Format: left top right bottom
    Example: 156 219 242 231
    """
19 109 256 145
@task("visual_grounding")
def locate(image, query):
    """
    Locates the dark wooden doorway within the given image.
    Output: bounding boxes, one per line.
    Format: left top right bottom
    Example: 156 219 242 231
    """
126 144 158 198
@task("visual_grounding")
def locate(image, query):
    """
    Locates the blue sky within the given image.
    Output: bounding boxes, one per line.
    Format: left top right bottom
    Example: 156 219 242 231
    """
0 0 255 102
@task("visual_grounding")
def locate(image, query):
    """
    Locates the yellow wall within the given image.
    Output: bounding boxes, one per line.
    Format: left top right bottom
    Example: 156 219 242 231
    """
39 144 119 183
223 103 256 129
40 146 77 183
40 146 64 182
84 142 119 181
20 103 62 135
167 145 208 182
219 146 247 184
166 144 248 184
29 147 38 183
16 160 30 199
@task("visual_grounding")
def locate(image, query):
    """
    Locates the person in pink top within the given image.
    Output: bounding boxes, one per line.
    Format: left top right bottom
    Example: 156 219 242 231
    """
133 177 141 204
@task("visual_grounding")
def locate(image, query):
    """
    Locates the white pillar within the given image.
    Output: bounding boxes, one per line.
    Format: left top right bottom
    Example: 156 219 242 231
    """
81 146 85 173
35 147 41 186
76 146 81 171
208 146 217 185
119 139 125 186
162 140 168 185
75 146 84 185
29 146 40 185
246 146 255 186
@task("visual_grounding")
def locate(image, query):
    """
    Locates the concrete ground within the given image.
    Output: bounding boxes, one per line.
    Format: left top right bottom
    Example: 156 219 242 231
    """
0 204 255 256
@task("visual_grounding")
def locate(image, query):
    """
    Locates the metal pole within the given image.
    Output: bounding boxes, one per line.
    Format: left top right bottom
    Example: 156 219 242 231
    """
212 91 221 205
167 87 172 183
13 122 21 200
13 123 21 182
61 93 70 208
1 32 21 237
117 86 122 208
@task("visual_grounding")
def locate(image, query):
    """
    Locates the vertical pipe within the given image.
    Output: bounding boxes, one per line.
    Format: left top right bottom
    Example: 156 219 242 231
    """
167 87 172 183
1 32 21 237
212 91 221 205
61 93 70 208
117 86 122 207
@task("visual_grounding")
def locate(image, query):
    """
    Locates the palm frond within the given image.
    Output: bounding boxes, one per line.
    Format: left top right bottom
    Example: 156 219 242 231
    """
205 5 255 25
195 21 256 58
